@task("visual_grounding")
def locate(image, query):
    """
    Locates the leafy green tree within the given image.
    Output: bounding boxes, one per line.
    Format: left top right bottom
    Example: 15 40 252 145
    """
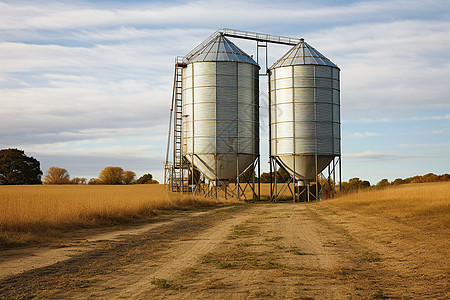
340 177 371 194
123 171 136 185
347 177 361 192
259 172 271 183
392 178 405 185
376 179 390 189
258 168 291 183
439 174 450 181
422 173 439 182
98 167 124 184
358 180 371 189
276 168 291 183
0 148 42 185
71 177 87 184
136 173 153 184
42 167 70 184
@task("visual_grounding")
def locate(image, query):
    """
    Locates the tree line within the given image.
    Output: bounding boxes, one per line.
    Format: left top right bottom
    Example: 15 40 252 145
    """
259 168 291 183
339 173 450 194
1 148 448 188
42 166 159 185
259 167 449 190
0 148 157 185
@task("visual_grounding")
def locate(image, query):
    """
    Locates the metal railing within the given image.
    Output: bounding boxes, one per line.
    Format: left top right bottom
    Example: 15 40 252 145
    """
182 28 301 62
222 28 300 46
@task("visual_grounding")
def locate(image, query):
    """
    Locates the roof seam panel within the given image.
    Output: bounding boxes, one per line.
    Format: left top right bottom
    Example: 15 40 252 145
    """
270 41 337 69
187 35 258 66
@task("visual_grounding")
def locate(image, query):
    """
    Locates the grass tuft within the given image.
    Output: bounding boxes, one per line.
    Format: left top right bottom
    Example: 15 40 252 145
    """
372 290 389 299
276 245 311 255
361 251 382 263
150 277 182 290
202 258 232 269
227 224 255 240
265 236 283 241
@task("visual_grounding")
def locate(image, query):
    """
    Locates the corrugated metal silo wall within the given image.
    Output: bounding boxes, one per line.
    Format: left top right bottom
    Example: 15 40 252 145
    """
182 61 259 181
270 65 340 180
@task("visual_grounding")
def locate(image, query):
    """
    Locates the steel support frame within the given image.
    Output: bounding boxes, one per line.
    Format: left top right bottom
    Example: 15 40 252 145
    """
184 154 260 201
269 155 341 202
256 41 268 76
233 155 260 201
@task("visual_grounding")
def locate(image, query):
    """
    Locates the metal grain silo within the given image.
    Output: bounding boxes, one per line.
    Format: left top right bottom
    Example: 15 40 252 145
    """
182 34 259 182
269 39 340 181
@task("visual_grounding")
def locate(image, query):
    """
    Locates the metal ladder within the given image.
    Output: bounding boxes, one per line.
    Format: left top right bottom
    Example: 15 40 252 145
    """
171 59 187 192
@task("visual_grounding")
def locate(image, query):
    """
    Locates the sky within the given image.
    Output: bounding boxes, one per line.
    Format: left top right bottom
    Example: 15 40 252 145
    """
0 0 449 184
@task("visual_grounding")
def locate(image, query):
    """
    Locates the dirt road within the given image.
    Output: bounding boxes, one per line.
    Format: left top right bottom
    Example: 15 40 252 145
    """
0 203 448 299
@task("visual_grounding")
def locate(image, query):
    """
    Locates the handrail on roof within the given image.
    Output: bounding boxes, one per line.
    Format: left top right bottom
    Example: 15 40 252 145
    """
221 28 300 46
181 28 301 63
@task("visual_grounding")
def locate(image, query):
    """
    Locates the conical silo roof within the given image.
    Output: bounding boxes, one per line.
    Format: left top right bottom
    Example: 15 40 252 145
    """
270 39 338 69
187 34 258 66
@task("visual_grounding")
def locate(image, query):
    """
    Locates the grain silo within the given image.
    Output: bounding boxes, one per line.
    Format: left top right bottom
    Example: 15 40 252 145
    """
181 33 260 194
269 39 340 200
165 29 341 201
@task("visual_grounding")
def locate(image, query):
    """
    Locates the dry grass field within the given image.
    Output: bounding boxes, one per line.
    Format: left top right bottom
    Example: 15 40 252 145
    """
0 181 449 298
324 181 450 231
0 184 232 248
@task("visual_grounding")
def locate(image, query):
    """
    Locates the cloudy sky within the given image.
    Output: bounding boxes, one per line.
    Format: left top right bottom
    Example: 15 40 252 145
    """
1 0 449 184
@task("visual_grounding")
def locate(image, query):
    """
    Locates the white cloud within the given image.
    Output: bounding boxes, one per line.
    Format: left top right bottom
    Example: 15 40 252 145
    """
345 150 420 161
1 0 447 30
308 20 450 115
347 132 380 138
344 114 450 124
411 114 450 121
0 41 175 74
343 117 392 123
397 143 450 148
0 79 170 142
32 144 157 158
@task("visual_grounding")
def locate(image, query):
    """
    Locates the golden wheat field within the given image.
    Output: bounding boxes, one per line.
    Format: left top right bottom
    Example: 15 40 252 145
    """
324 181 450 230
1 182 448 248
0 184 229 233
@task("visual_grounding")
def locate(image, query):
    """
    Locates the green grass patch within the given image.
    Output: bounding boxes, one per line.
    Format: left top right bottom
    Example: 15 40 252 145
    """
202 258 232 269
276 245 312 255
228 224 255 240
265 236 283 241
150 277 182 290
236 243 255 247
361 251 382 263
263 260 280 269
372 290 389 299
